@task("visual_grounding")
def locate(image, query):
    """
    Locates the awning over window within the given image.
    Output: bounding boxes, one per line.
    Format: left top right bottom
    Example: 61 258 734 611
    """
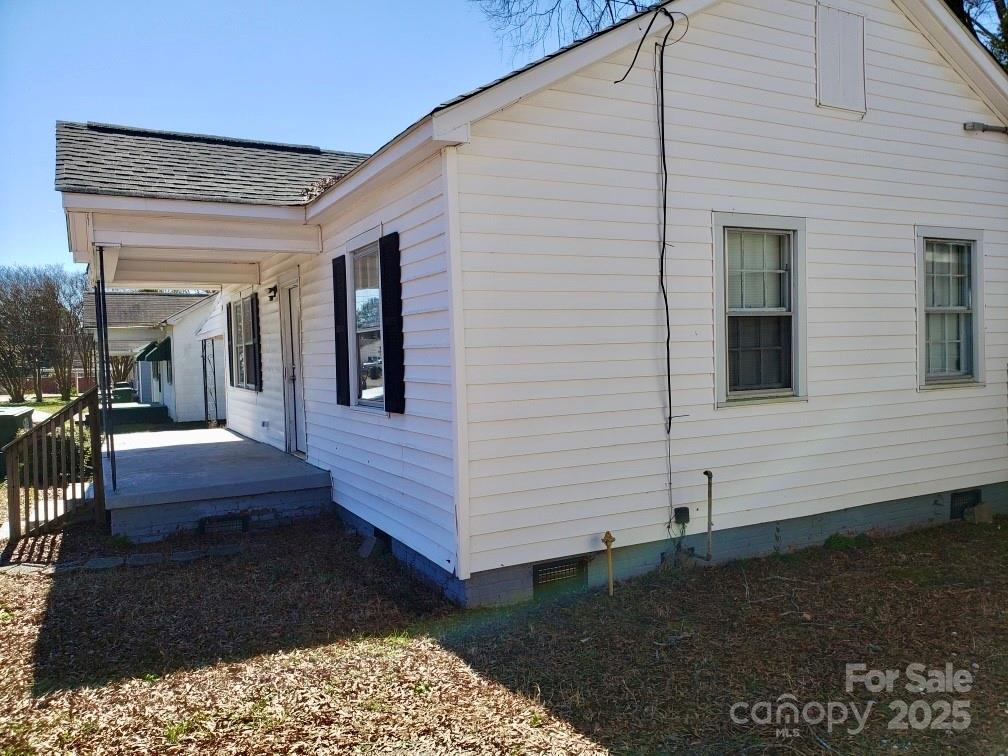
134 340 158 361
138 338 171 362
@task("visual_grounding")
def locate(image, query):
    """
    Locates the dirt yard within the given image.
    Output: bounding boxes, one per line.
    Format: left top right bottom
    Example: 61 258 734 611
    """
0 515 1006 754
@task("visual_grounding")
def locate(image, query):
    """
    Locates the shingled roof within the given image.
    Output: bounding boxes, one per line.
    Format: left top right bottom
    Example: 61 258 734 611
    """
83 292 212 329
56 122 369 206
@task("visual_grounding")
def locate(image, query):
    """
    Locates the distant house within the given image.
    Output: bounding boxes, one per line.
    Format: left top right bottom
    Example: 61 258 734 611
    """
59 0 1008 605
162 294 228 423
85 291 225 422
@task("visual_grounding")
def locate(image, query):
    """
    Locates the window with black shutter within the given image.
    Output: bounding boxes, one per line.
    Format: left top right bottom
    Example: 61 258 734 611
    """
229 292 262 391
336 231 405 414
226 302 235 386
332 257 351 406
378 232 404 414
352 243 384 406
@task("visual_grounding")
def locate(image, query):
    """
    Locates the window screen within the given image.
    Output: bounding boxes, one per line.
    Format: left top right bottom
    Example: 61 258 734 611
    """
725 230 793 394
230 293 260 390
924 240 973 381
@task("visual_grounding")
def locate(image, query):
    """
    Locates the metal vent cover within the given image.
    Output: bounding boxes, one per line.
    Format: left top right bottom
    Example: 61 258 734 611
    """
533 558 585 588
950 489 981 520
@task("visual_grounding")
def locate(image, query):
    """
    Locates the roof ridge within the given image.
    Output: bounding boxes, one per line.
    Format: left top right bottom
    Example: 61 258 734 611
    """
58 120 369 157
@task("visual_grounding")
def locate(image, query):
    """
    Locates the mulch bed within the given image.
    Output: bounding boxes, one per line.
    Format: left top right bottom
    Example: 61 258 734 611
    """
1 515 1007 754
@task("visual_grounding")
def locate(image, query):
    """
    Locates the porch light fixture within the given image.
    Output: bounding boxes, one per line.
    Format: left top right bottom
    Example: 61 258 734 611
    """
267 285 278 301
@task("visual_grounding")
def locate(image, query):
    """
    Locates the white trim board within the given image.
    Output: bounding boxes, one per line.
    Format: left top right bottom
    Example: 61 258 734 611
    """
712 212 808 408
914 225 986 390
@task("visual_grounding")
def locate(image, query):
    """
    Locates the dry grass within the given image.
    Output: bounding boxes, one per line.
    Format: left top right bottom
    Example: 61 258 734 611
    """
1 516 1007 754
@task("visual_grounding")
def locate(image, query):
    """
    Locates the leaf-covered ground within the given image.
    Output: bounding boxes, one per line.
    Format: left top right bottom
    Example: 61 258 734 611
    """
1 515 1007 754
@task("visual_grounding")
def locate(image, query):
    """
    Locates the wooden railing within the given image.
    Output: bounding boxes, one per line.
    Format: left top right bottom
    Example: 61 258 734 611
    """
2 388 105 540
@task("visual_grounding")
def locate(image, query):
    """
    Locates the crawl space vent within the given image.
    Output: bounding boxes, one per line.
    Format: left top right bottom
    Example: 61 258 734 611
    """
533 558 585 594
950 489 981 520
199 513 249 535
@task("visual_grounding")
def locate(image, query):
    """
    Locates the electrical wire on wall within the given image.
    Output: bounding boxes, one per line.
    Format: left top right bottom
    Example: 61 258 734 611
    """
614 3 689 540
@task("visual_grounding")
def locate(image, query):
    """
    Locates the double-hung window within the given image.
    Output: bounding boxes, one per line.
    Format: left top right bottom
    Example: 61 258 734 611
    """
228 293 261 391
714 213 806 405
917 228 984 386
352 242 384 406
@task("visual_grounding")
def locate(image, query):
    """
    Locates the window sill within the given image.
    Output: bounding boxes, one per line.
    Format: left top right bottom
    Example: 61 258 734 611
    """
350 402 388 415
718 393 808 409
919 379 984 391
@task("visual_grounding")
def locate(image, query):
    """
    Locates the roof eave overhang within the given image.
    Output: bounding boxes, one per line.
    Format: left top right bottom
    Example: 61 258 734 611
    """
428 2 682 139
895 0 1008 124
165 294 216 325
305 0 1007 220
304 0 697 222
61 191 308 221
60 0 1008 260
305 117 461 223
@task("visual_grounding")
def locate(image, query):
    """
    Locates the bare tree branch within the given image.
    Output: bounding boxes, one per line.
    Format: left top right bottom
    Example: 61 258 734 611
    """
947 0 1007 66
471 0 647 56
0 266 90 402
472 0 1005 68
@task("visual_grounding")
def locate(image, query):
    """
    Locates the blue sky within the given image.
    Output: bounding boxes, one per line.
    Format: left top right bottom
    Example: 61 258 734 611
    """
0 0 534 269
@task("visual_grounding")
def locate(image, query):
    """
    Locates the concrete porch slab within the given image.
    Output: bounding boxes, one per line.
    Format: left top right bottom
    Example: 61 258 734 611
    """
104 428 331 510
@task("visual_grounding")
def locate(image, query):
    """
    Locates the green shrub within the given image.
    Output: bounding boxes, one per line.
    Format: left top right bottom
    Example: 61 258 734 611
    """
824 532 872 551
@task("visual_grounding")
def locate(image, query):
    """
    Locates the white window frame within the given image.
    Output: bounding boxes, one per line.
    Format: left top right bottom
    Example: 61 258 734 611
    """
348 238 385 410
916 226 984 389
714 212 807 407
230 293 259 391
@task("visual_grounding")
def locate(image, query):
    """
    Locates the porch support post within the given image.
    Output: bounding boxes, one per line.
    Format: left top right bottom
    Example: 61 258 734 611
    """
87 390 106 526
94 246 117 490
202 339 211 424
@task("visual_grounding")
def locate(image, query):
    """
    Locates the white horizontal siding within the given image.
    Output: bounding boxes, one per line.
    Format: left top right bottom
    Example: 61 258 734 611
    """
303 155 458 572
223 253 301 450
166 299 215 423
220 156 457 572
456 0 1008 574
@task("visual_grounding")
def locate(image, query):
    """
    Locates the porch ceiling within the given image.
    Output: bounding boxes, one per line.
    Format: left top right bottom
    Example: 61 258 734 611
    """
66 204 321 287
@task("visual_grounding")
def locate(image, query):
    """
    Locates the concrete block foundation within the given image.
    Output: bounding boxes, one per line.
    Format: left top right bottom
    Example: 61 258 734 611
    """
340 481 1008 608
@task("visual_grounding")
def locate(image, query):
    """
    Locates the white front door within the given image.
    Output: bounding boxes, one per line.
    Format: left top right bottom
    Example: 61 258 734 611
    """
280 282 307 455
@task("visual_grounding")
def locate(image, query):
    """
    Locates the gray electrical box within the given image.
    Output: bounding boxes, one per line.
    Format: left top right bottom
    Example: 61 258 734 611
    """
0 406 33 478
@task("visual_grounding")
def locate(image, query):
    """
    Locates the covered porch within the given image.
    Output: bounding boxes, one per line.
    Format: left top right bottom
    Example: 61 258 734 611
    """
53 122 368 542
58 126 337 492
103 427 332 542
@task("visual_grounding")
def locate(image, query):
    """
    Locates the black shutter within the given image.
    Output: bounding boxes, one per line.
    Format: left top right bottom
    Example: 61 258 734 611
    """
379 231 405 414
225 301 235 387
332 256 351 406
251 293 263 392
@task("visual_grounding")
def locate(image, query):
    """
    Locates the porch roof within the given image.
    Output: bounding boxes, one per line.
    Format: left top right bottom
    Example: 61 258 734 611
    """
84 291 211 328
56 122 370 206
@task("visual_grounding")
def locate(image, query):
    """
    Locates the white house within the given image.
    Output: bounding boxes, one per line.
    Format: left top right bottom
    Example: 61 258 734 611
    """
154 293 229 423
86 291 227 424
58 0 1008 605
84 291 208 402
